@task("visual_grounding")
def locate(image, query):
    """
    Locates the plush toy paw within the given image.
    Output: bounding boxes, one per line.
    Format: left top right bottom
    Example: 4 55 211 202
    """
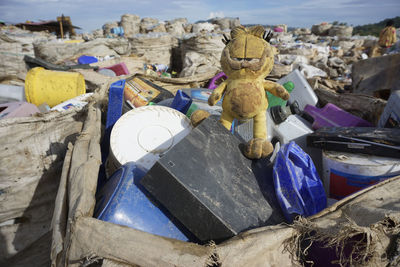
190 109 210 127
277 85 290 101
242 138 274 159
208 93 221 106
282 91 290 101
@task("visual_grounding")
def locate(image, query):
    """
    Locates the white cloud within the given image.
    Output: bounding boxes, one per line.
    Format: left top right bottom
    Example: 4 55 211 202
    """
208 11 225 19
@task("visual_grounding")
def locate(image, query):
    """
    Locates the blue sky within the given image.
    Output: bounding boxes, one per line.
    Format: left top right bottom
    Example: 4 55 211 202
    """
1 0 399 32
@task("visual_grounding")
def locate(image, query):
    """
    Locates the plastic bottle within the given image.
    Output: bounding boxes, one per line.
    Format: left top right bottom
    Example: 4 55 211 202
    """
267 81 295 107
278 69 319 111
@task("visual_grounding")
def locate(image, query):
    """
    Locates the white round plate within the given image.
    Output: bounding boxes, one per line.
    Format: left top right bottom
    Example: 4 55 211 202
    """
110 105 192 171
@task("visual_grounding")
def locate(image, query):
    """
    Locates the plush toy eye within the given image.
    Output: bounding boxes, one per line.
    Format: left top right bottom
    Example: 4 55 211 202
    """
233 58 260 63
245 58 260 63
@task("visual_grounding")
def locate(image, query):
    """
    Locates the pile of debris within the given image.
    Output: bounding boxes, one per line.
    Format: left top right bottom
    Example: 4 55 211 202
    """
0 16 400 267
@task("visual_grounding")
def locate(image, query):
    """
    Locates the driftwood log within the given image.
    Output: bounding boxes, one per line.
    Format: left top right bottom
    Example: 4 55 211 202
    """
315 86 387 126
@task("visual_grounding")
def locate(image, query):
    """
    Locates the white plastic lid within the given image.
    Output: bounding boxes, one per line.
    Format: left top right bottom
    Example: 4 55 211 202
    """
323 150 400 166
110 106 192 171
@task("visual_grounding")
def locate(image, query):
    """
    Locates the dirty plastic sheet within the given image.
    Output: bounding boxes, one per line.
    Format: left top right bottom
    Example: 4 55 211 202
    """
285 175 400 266
135 71 218 95
53 82 400 267
34 38 131 64
0 108 87 266
179 34 225 77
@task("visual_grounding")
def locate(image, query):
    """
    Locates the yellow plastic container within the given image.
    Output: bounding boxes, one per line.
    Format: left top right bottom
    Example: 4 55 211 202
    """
64 40 84 44
25 67 86 107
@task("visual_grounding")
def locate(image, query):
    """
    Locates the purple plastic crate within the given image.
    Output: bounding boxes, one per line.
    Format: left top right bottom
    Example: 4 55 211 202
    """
304 103 373 130
207 72 227 90
0 101 39 119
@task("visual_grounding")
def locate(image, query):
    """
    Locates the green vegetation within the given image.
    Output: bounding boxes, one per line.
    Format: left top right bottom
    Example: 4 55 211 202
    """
353 16 400 37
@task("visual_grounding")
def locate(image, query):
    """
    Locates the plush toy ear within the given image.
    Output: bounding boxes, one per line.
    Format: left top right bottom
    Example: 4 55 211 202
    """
222 34 230 45
263 30 273 43
248 25 266 38
230 25 247 39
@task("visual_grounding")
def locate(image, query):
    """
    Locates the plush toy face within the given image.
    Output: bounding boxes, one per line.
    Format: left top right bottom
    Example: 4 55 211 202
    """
221 26 275 80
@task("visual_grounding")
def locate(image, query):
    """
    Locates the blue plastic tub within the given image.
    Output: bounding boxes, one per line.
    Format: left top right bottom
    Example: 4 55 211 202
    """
94 162 189 241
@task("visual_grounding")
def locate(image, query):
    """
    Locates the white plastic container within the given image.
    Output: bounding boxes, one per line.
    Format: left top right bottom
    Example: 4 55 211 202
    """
234 111 322 176
322 150 400 200
277 69 318 111
378 90 400 128
107 106 192 176
269 113 322 175
0 84 25 103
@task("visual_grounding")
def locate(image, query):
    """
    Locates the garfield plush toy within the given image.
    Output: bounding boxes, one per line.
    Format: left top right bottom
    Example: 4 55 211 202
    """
192 25 289 159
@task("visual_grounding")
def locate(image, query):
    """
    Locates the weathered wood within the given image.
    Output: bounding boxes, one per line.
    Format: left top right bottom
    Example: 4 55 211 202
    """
315 86 387 125
351 53 400 96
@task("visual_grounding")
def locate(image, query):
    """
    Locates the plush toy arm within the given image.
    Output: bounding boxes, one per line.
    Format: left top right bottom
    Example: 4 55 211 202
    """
208 81 227 106
264 80 290 100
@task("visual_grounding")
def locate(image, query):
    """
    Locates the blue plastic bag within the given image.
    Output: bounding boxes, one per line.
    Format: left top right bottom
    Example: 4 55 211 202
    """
273 141 327 222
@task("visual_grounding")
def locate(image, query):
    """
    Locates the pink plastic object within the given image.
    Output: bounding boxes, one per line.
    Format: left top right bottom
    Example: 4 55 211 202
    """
304 103 373 130
0 101 40 119
207 72 227 90
100 62 129 76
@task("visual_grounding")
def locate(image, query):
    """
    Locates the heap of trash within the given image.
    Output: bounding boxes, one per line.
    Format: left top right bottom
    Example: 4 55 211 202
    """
0 15 400 267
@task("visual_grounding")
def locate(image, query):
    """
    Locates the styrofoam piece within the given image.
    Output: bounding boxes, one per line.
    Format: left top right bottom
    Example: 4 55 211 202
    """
294 63 327 79
50 93 93 111
322 150 400 200
109 106 192 173
277 69 319 111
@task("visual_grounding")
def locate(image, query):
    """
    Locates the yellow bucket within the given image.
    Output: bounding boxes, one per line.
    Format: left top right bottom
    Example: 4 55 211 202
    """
64 40 84 44
25 67 86 107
